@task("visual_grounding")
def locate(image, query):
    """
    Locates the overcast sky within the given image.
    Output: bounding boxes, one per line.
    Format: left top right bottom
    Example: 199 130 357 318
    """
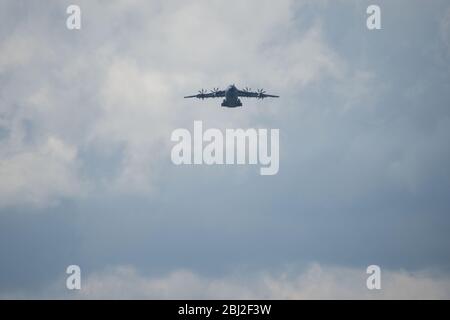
1 0 450 299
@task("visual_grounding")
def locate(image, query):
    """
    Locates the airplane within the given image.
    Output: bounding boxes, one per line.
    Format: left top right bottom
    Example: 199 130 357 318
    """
184 84 279 108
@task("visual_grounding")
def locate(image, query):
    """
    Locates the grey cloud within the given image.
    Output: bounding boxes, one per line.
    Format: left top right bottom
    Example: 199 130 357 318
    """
15 264 450 299
1 0 450 298
0 0 346 207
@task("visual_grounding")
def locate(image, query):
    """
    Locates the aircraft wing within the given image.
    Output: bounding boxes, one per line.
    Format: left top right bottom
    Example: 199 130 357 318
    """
184 89 225 99
238 89 279 99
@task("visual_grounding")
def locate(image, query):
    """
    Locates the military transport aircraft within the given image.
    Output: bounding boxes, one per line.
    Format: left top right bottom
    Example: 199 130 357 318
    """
184 84 279 108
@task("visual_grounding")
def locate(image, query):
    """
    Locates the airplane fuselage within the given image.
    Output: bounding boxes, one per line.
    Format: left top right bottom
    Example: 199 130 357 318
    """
222 85 242 108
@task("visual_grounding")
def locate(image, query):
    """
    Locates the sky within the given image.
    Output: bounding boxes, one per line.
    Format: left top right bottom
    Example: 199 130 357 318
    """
1 0 450 299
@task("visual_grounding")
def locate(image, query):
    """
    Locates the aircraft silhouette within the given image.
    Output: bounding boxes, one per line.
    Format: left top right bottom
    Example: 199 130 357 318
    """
184 84 279 108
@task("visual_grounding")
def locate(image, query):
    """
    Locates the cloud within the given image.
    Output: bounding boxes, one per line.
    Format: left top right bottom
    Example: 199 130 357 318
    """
0 34 39 71
54 264 450 299
0 0 345 205
0 135 85 208
1 0 450 300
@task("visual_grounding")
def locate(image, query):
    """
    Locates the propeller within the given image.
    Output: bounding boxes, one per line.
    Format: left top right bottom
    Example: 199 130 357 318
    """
257 88 266 99
242 87 252 98
198 89 207 99
210 87 220 96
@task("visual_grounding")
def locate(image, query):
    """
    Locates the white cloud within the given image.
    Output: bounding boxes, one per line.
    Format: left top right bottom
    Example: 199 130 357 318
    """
0 34 36 71
68 264 450 299
0 136 85 208
0 0 346 205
